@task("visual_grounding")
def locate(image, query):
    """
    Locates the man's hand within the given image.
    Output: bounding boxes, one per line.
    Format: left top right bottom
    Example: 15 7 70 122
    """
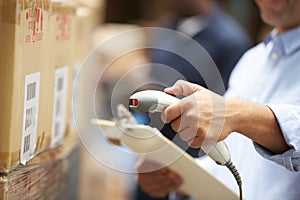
162 80 233 148
162 80 289 153
136 159 184 198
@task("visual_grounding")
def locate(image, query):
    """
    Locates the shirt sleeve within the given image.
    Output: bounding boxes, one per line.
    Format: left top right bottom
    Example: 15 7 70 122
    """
253 104 300 172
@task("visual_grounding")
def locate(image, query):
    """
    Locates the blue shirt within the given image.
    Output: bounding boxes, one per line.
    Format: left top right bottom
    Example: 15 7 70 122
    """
199 27 300 200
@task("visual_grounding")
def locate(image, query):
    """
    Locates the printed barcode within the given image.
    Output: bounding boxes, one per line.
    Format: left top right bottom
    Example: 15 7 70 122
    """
51 68 67 148
27 82 36 101
54 122 60 138
55 99 61 116
57 77 64 92
25 108 34 130
23 135 31 153
21 72 40 163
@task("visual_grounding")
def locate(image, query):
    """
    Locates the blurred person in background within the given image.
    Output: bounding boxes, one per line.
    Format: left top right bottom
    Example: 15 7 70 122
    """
137 0 300 199
148 0 251 91
135 0 251 199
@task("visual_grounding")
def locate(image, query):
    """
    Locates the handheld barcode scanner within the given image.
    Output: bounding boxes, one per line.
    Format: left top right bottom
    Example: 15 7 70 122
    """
129 90 230 165
129 90 243 200
129 90 180 113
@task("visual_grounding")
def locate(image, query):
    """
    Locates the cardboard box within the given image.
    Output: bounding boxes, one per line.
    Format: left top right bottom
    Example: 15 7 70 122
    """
0 0 52 172
48 1 76 148
0 132 79 200
70 6 97 132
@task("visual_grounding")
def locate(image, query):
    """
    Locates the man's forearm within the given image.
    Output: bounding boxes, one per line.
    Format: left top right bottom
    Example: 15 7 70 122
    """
226 98 290 154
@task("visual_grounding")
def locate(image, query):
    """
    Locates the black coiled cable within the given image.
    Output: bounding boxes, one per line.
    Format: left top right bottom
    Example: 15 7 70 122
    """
225 161 243 200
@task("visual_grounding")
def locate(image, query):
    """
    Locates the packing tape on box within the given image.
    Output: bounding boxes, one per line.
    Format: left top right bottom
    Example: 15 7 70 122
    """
0 144 79 200
0 151 20 173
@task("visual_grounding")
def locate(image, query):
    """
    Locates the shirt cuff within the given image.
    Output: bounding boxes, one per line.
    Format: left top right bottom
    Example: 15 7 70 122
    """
254 143 300 172
254 104 300 172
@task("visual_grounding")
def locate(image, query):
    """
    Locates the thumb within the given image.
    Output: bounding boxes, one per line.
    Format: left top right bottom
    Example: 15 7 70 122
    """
164 80 202 97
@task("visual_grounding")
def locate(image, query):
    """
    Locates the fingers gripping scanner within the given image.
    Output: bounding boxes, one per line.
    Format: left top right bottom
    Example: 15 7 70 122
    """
129 90 243 200
129 90 230 165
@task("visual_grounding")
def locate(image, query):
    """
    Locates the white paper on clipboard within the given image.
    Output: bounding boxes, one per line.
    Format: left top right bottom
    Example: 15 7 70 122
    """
92 119 239 200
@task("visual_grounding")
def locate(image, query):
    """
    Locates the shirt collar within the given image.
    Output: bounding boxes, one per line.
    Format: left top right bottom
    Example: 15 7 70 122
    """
264 26 300 55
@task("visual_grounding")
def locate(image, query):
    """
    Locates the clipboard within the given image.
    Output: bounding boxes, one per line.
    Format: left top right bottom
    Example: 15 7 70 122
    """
92 118 239 200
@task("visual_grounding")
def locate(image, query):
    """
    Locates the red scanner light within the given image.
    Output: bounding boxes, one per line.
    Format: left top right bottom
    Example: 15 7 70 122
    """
129 99 138 106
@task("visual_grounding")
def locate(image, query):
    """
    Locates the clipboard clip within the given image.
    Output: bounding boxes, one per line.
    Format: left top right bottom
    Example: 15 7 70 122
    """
101 104 137 146
116 104 137 125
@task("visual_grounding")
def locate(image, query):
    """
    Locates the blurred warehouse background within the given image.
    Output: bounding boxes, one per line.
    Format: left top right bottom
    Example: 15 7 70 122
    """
0 0 272 199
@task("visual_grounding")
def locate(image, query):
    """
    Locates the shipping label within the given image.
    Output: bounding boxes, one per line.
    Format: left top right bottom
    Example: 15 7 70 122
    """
24 7 45 44
20 72 40 164
55 13 72 42
51 67 68 147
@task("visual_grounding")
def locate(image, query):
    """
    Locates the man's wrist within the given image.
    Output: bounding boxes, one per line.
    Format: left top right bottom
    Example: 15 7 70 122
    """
225 97 243 134
225 98 289 153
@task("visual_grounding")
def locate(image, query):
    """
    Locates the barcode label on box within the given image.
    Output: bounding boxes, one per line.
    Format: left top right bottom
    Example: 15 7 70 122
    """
51 67 68 148
26 82 36 100
23 135 30 153
21 72 40 164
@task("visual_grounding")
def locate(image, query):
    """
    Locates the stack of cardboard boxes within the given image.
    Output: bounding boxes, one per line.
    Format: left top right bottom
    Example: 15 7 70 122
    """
0 0 53 172
0 0 100 198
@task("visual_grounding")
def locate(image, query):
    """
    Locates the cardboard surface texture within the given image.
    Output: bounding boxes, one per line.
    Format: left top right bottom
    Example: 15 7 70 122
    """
49 1 76 148
0 0 51 172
